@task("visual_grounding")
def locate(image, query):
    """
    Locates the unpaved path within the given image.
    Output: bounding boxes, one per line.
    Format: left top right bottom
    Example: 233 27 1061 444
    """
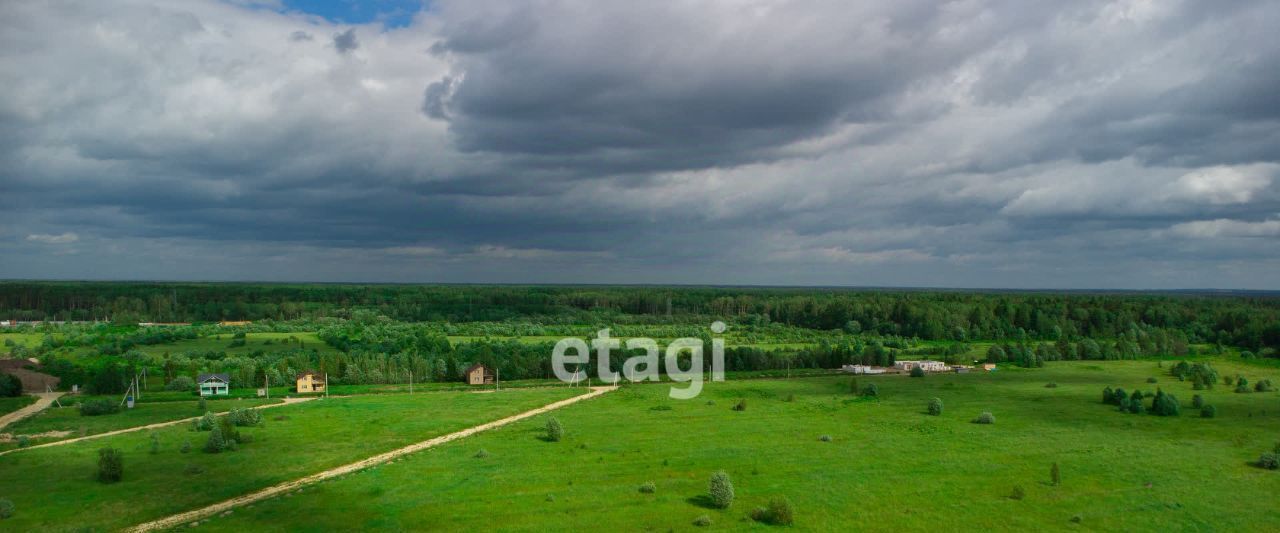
0 396 315 457
127 386 616 532
0 392 63 431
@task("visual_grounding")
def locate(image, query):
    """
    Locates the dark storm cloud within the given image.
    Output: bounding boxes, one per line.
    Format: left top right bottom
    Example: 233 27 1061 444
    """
2 0 1280 288
333 28 358 53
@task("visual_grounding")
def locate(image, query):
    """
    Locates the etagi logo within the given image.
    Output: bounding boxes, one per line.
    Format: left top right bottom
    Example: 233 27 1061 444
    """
552 321 726 399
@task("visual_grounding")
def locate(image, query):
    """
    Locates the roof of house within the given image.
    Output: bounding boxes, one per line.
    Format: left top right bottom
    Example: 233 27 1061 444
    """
463 363 491 374
197 373 230 384
296 371 325 380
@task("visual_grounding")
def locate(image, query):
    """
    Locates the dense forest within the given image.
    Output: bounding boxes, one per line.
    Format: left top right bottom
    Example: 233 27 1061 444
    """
3 282 1279 349
2 282 1279 392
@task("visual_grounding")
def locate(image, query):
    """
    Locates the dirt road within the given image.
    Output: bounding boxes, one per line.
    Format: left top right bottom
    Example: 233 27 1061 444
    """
0 392 63 431
0 396 315 457
127 386 616 532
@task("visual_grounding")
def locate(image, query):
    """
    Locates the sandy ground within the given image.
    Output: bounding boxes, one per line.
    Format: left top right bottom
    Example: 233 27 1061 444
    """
127 386 617 532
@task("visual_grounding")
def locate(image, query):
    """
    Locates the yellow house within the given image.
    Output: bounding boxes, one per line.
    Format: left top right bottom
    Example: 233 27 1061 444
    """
296 371 326 393
464 364 494 385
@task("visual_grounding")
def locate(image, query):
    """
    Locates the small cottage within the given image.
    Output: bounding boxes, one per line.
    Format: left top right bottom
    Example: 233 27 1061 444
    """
464 363 494 385
197 373 230 396
296 371 326 394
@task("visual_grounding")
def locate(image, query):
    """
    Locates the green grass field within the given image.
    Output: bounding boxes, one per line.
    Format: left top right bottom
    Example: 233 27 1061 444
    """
0 395 36 417
0 387 584 531
128 332 337 358
1 397 282 449
197 360 1280 532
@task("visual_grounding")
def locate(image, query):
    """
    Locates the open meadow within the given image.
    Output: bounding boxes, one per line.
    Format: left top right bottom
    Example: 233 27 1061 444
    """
191 360 1280 532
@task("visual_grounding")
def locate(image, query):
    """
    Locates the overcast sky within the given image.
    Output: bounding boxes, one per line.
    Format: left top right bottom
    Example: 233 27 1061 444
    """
2 0 1279 288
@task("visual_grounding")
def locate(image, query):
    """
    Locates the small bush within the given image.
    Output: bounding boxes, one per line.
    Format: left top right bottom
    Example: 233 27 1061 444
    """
1102 386 1114 404
692 515 712 527
1050 462 1060 486
928 397 943 416
732 399 748 411
861 383 879 398
474 449 490 458
974 412 995 424
1146 377 1158 383
1200 405 1217 418
0 498 14 519
180 440 192 453
1235 377 1250 393
638 481 656 494
228 408 263 427
784 393 795 402
1256 379 1275 392
1009 485 1025 500
751 496 795 525
79 399 120 417
1257 452 1279 470
165 376 195 392
1044 382 1058 388
17 436 30 448
708 471 734 509
819 435 831 442
195 411 217 431
204 424 227 454
1192 394 1204 408
545 417 563 442
97 447 123 483
198 396 207 411
910 366 925 378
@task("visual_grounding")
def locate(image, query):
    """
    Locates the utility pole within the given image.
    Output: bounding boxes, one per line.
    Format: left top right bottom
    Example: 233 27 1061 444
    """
265 374 270 399
409 370 414 394
324 373 329 398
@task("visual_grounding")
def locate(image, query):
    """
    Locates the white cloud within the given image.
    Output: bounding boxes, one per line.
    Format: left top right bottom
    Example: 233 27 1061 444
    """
25 232 79 244
1170 218 1280 239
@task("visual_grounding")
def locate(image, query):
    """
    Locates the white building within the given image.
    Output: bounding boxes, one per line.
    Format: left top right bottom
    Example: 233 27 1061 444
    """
894 360 949 372
842 364 886 375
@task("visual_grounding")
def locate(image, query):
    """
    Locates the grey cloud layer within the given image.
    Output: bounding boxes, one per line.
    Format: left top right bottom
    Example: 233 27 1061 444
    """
1 0 1278 288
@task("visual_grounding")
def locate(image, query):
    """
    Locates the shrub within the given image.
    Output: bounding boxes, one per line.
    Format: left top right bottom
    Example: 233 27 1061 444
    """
1102 386 1114 404
1112 388 1128 406
204 424 227 453
165 376 195 392
849 377 859 394
1192 394 1204 408
1127 398 1145 414
1146 377 1158 383
474 449 490 458
0 498 13 519
195 411 217 431
1255 379 1275 392
1044 382 1058 388
974 412 995 424
819 435 831 442
1236 379 1250 393
228 408 263 427
751 497 795 525
861 383 879 398
693 515 712 527
732 399 748 411
545 417 563 442
1258 453 1279 470
97 447 123 483
1050 462 1060 486
1151 390 1180 417
708 471 734 509
784 393 795 402
910 366 925 378
1200 405 1217 418
638 481 656 494
181 440 192 453
1009 485 1025 500
149 433 160 454
928 397 943 416
198 396 207 411
0 374 22 398
218 416 241 444
79 399 120 417
17 436 30 448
